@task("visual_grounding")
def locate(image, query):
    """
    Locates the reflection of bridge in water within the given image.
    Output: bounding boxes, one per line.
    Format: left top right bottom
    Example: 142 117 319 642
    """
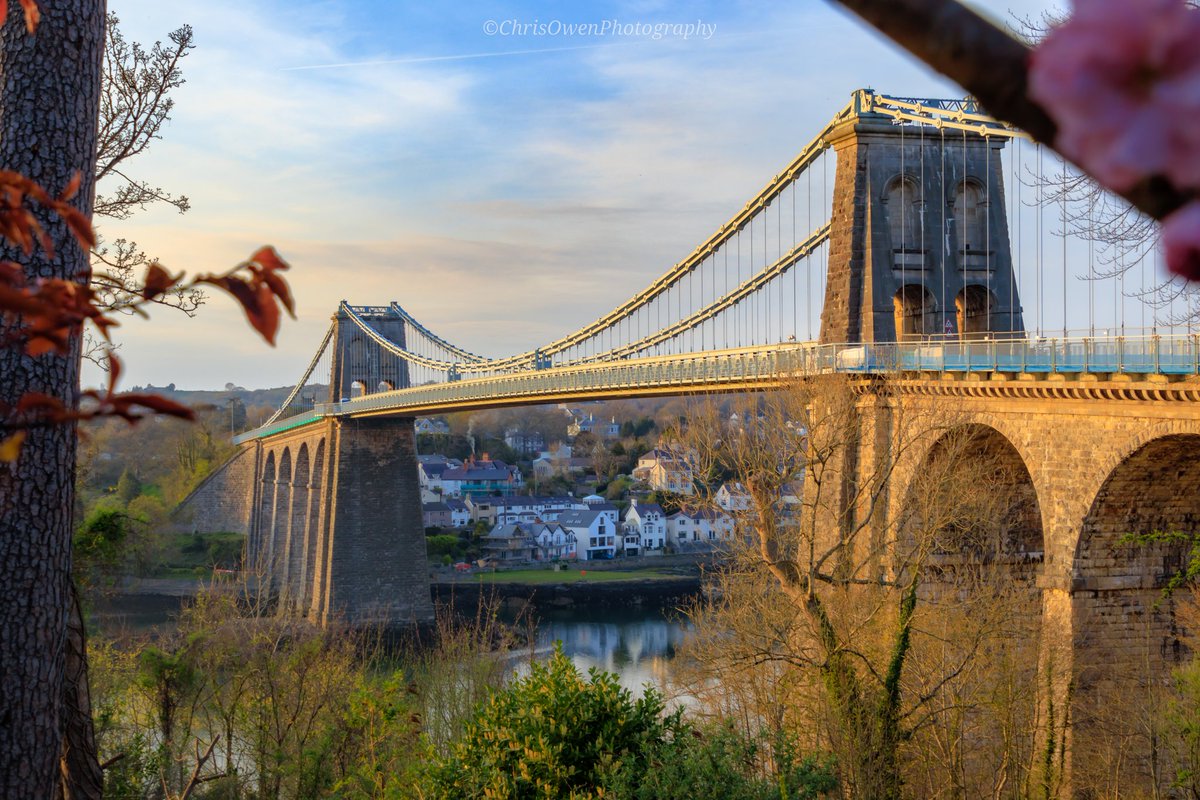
177 89 1200 789
529 611 690 696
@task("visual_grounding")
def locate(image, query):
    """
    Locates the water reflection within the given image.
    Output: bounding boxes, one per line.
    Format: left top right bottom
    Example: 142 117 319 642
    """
525 607 692 696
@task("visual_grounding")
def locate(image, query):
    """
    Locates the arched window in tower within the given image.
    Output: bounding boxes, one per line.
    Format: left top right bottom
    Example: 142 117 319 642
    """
954 180 989 269
893 285 936 342
885 176 924 270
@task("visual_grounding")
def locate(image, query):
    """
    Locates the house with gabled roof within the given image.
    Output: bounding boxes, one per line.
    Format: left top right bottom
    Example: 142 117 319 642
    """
632 446 695 494
445 498 471 528
440 455 523 498
716 482 752 512
624 498 667 554
667 508 734 549
558 509 616 561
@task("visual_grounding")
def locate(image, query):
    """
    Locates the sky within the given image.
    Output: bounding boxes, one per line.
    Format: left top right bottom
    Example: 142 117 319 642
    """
92 0 1057 390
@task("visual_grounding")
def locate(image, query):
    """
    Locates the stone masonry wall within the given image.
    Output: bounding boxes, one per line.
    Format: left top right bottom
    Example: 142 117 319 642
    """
322 417 433 626
170 444 258 535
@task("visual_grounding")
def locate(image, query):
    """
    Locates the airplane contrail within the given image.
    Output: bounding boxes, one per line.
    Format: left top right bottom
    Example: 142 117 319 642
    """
281 42 630 71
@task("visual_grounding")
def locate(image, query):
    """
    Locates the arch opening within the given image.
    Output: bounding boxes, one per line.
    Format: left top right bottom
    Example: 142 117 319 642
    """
893 285 936 342
955 285 996 340
895 423 1044 793
1070 434 1200 793
903 424 1044 568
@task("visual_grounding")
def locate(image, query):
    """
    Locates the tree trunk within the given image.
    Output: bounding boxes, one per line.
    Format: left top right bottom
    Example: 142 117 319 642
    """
0 3 104 797
59 582 104 800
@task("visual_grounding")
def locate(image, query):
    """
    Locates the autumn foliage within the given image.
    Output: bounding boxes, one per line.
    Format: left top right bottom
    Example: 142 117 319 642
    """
0 165 294 460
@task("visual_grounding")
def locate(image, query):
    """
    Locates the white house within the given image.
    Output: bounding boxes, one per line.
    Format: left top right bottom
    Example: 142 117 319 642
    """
445 498 471 528
631 447 695 494
716 482 753 512
667 508 735 548
473 495 579 526
577 495 620 528
624 499 667 553
414 417 450 435
558 509 616 561
532 522 577 561
417 455 462 502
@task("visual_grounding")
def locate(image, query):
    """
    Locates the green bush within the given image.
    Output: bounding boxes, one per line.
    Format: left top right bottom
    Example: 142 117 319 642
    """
423 646 836 799
424 645 677 799
603 723 837 800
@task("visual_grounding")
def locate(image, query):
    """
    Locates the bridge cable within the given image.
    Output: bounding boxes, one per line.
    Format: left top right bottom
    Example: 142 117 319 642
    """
1036 142 1044 336
808 165 813 340
901 118 907 341
261 321 336 428
1088 190 1095 335
986 130 992 334
1061 152 1068 337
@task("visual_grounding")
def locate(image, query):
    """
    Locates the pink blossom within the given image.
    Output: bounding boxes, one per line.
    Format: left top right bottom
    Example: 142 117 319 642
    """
1028 0 1200 192
1163 201 1200 280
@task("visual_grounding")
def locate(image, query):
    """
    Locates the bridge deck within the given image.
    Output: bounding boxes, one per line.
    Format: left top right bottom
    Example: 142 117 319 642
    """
235 334 1200 443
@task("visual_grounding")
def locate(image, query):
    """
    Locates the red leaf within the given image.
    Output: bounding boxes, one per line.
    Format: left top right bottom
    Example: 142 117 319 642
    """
250 245 289 275
18 0 38 33
110 393 196 421
246 282 280 345
142 263 179 300
258 268 295 316
58 172 80 202
57 205 95 249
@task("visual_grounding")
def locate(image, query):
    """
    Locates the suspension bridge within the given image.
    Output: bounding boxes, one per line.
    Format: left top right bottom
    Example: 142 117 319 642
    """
180 90 1200 785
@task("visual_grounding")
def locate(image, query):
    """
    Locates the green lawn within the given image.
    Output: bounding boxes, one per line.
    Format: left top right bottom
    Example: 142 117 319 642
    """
467 567 683 585
150 531 245 578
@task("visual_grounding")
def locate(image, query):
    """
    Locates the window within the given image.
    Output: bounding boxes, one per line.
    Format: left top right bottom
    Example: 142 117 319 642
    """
954 180 988 255
885 176 923 253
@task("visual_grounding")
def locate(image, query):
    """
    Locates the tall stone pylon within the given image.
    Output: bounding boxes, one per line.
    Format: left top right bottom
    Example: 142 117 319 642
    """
329 304 411 402
820 92 1025 344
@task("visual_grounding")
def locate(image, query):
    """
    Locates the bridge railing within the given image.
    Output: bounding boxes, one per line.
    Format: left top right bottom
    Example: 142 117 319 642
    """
234 334 1200 442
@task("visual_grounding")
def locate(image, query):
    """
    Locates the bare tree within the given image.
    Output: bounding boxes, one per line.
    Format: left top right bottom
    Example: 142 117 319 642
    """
87 14 201 366
1011 8 1199 323
673 378 1045 798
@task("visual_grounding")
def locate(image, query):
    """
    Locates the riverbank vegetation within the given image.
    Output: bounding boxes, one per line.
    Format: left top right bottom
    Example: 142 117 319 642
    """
86 584 836 799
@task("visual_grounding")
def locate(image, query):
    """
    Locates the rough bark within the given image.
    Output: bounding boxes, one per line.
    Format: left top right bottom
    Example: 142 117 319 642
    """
0 3 104 796
59 583 103 800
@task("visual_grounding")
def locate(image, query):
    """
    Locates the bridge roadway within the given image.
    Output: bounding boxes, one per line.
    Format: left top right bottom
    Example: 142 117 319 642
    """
235 332 1200 443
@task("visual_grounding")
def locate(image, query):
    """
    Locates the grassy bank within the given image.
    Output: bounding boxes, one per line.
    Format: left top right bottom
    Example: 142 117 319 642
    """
466 566 682 585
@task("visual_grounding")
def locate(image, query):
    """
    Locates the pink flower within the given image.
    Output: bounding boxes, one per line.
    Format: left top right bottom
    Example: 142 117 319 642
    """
1029 0 1200 192
1163 201 1200 280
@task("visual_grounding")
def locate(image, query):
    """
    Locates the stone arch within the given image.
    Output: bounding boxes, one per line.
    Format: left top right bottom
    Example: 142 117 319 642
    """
953 178 989 256
303 438 326 616
955 284 996 339
255 450 277 569
901 423 1044 568
893 284 936 342
376 380 396 392
349 380 368 398
883 174 923 257
271 447 292 581
285 443 311 604
1069 433 1200 791
895 422 1045 784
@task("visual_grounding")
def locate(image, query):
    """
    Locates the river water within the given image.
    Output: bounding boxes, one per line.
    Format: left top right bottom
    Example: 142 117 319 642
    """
523 606 692 696
94 593 692 695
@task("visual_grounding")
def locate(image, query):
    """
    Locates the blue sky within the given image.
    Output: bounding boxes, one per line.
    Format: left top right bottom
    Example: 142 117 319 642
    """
94 0 1056 389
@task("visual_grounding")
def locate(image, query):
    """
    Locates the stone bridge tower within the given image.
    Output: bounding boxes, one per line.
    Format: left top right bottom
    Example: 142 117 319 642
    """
820 101 1025 343
329 304 411 402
